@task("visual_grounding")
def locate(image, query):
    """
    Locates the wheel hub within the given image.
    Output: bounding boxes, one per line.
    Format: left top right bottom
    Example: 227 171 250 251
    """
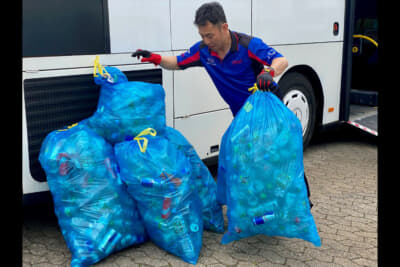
283 89 309 135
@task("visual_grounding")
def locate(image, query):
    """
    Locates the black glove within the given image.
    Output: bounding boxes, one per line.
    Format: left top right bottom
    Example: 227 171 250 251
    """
131 49 152 58
256 70 283 100
131 49 162 66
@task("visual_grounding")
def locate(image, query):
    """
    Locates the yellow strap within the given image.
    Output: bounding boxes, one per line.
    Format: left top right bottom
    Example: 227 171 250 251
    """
57 122 78 132
93 55 110 78
133 128 157 153
248 83 259 94
353 34 378 48
93 56 101 77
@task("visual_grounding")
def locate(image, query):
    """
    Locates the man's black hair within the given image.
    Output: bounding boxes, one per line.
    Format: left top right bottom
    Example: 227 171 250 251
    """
194 2 227 26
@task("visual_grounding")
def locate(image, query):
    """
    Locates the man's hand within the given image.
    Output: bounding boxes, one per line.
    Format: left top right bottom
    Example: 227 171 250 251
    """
132 49 162 66
256 68 283 100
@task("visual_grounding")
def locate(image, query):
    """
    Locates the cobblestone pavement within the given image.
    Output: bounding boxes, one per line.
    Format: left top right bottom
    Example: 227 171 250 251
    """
22 126 377 267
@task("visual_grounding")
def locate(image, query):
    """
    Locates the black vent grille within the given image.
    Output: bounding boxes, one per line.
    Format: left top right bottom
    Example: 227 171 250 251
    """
24 69 162 182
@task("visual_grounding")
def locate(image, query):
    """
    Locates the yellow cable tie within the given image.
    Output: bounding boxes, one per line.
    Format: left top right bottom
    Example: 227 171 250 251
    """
248 83 259 94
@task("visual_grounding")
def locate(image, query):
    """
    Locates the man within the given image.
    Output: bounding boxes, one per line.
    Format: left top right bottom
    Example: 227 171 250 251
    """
132 2 312 207
132 1 287 116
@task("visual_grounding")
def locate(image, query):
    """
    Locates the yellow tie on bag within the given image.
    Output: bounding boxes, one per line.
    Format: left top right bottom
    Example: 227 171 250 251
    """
248 83 259 94
93 55 111 79
133 128 157 153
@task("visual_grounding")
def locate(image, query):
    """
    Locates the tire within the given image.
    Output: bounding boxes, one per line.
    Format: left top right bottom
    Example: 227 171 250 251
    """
278 72 316 148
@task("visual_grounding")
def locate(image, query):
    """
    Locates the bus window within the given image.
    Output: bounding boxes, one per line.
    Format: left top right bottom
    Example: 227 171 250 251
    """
23 0 110 57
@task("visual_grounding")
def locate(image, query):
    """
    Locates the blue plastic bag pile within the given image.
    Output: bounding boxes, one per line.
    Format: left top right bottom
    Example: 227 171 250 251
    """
39 60 224 266
217 89 321 246
39 60 320 266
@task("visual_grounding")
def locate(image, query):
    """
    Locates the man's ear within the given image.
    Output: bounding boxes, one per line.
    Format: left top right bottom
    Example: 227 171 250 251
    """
221 23 229 32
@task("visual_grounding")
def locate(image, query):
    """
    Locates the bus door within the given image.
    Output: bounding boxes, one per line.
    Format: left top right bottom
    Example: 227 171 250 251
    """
347 0 378 136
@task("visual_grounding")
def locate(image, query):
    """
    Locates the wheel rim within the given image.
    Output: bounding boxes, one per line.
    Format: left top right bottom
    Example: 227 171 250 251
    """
283 89 309 135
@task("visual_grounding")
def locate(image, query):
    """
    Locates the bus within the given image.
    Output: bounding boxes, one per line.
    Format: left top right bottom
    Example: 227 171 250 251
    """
22 0 378 200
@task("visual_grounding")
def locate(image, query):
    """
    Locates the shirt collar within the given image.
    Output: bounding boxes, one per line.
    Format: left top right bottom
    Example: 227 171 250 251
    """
229 30 239 52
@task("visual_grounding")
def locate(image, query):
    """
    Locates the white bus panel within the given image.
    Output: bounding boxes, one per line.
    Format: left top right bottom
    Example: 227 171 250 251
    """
252 0 345 45
108 0 172 53
174 109 233 159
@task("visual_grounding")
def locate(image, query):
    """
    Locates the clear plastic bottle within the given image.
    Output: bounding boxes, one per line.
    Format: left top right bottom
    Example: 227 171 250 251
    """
97 228 122 255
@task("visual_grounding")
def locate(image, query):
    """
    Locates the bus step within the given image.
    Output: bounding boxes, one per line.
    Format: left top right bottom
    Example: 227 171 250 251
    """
347 104 377 136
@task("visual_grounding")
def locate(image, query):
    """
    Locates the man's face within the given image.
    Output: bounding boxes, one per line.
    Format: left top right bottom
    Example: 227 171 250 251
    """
198 21 228 52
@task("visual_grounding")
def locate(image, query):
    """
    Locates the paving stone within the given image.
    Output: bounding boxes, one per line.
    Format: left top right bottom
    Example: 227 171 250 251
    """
285 258 308 267
213 250 238 266
333 256 360 267
352 257 377 266
45 250 68 265
28 243 47 256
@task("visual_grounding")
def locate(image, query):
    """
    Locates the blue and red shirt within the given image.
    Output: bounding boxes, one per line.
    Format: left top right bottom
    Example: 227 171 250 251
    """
177 30 283 116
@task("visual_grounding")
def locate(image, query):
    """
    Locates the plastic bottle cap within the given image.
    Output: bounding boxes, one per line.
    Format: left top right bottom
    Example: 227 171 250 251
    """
64 207 71 216
190 223 199 232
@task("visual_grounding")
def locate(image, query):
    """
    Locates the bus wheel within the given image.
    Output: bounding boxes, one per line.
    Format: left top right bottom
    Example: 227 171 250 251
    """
279 72 316 149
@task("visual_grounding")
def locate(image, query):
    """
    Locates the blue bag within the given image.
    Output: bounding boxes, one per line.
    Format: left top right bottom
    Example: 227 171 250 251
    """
39 122 148 267
218 90 321 246
163 126 225 233
83 65 166 144
114 128 203 265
